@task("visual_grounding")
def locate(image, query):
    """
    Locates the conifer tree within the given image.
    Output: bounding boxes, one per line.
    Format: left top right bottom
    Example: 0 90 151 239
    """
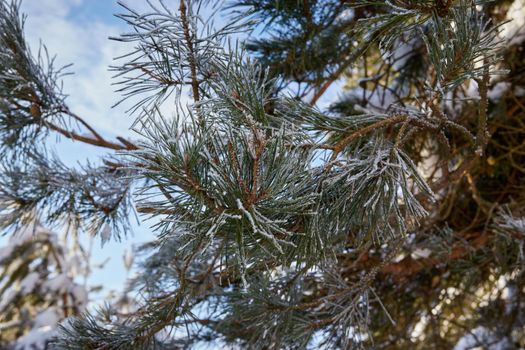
1 0 525 348
0 225 89 349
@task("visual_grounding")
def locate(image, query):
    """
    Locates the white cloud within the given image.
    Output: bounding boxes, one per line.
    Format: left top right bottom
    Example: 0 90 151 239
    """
23 0 83 18
16 0 141 295
21 0 135 137
19 0 238 140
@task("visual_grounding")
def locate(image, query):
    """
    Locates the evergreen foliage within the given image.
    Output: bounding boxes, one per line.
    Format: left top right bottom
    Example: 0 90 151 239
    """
1 0 525 348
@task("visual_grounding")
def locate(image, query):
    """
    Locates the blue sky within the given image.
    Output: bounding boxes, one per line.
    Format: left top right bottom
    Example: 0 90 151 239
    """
2 0 343 300
12 0 250 301
23 0 136 139
15 0 157 296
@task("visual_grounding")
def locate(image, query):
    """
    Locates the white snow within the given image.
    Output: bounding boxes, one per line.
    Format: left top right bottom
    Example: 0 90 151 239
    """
19 272 40 294
465 80 479 100
501 0 525 46
34 308 60 328
66 255 82 276
335 8 354 24
10 227 38 245
0 289 17 311
0 245 13 262
411 247 432 260
410 314 429 341
70 284 88 308
453 326 511 350
15 326 56 350
1 226 57 266
44 274 71 292
488 82 511 101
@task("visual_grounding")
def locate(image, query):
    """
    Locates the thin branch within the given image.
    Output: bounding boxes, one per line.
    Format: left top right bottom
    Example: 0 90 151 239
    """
179 0 200 103
309 58 354 106
325 115 408 170
43 120 137 151
475 64 490 156
61 108 105 141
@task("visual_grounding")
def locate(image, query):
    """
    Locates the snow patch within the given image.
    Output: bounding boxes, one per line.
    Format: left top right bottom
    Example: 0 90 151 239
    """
20 272 40 294
0 245 13 262
501 0 525 46
70 284 88 308
44 274 70 292
488 82 511 101
34 308 60 328
411 247 432 260
15 326 56 350
453 326 511 350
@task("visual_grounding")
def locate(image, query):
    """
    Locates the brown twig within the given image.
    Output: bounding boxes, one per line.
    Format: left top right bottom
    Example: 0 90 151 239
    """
325 115 408 172
179 0 200 104
475 65 490 157
43 120 136 151
309 59 354 106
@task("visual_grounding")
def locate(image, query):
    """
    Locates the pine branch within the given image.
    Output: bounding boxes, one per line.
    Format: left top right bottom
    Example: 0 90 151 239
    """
43 119 137 151
0 0 519 347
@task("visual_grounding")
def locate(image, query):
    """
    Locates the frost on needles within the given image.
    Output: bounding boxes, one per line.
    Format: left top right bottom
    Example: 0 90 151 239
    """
1 0 525 349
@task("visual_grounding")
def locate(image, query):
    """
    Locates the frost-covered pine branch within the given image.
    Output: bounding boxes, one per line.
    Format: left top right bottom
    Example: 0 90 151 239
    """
1 0 525 348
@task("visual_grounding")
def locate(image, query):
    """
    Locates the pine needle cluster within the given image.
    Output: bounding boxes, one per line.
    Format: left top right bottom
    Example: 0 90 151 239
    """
1 0 525 348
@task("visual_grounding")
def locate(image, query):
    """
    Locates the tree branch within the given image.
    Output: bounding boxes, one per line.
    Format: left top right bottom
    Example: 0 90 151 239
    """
43 120 137 151
179 0 200 103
